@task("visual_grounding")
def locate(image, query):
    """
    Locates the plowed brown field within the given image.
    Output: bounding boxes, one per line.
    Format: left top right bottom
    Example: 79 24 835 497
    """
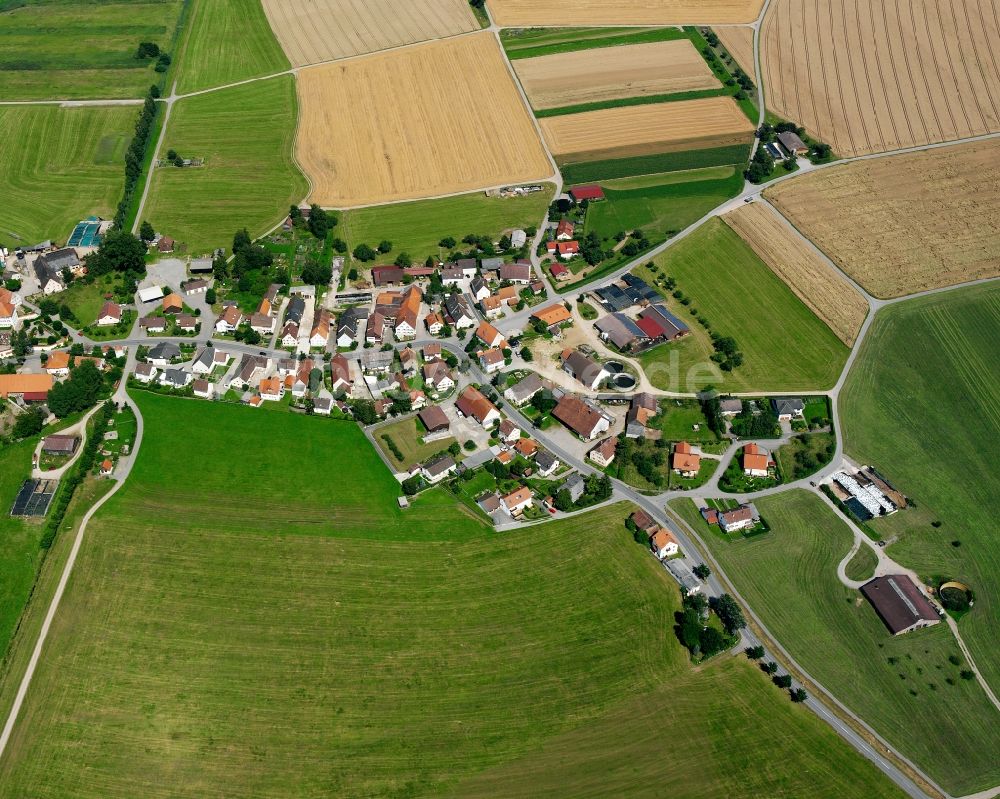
261 0 478 67
715 25 755 76
540 97 754 162
766 139 1000 298
295 34 552 207
761 0 1000 157
513 40 717 110
487 0 764 26
723 202 868 344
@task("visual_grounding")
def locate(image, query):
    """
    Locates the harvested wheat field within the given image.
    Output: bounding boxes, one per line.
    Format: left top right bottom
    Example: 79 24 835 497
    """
540 97 754 163
261 0 478 67
513 40 717 110
766 139 1000 299
715 25 755 76
761 0 1000 157
487 0 763 26
723 202 868 344
296 34 551 207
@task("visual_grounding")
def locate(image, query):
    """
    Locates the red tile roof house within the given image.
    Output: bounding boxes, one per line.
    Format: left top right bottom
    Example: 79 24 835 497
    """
455 385 500 427
672 442 701 477
500 486 534 517
742 443 770 477
215 306 243 333
478 347 505 374
549 262 571 282
329 354 352 394
588 437 617 467
552 394 611 440
650 528 679 560
475 320 506 349
498 418 520 444
557 240 580 260
718 505 757 533
96 301 122 327
423 361 455 393
555 219 575 240
499 263 531 284
570 185 605 202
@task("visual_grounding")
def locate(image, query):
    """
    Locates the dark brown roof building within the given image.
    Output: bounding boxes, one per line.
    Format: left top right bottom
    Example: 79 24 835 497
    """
418 405 450 433
42 434 78 454
860 575 941 635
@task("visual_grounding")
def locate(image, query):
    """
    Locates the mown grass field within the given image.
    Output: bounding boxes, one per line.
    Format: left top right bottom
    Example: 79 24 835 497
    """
673 490 1000 795
0 105 135 245
174 0 289 94
0 0 183 100
636 219 849 393
344 188 553 266
841 283 1000 694
561 143 750 183
500 26 687 59
0 394 904 798
143 76 307 255
375 416 457 470
585 165 743 241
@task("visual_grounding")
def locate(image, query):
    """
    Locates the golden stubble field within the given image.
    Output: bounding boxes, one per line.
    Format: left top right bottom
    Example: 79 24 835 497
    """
487 0 764 26
761 0 1000 157
261 0 479 66
715 25 755 76
539 97 754 163
723 202 868 345
295 34 552 207
513 39 717 110
766 139 1000 299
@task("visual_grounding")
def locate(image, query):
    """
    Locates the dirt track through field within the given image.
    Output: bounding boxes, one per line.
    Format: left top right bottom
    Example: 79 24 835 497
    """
487 0 764 25
261 0 479 67
295 34 551 207
513 40 718 110
723 202 868 345
766 138 1000 298
761 0 1000 157
539 97 754 162
715 26 755 76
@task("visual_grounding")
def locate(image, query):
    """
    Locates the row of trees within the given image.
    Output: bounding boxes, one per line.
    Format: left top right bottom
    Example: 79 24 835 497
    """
114 86 158 229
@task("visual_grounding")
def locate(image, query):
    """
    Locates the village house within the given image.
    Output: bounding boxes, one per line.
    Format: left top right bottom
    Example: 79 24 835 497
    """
777 130 809 156
372 265 405 287
394 286 422 340
771 397 805 421
157 236 175 254
361 349 393 375
631 509 659 535
176 314 198 333
366 312 386 345
133 362 158 383
250 312 276 336
555 219 574 240
337 307 366 347
672 442 701 477
636 304 690 343
588 437 617 467
215 306 243 334
193 379 213 399
285 296 305 325
595 313 648 352
440 266 464 285
259 376 284 402
531 303 572 334
0 288 20 328
511 229 527 248
399 347 418 375
501 486 533 517
535 449 560 477
475 320 506 350
424 312 444 335
233 354 269 388
552 394 612 440
718 504 758 533
498 418 520 444
280 322 299 347
860 575 941 635
650 528 679 559
504 372 548 406
478 348 505 374
470 276 490 302
418 405 450 434
329 354 352 394
742 443 770 477
444 294 476 329
455 385 500 427
192 347 229 374
33 249 79 294
499 262 531 284
423 343 442 360
719 397 743 416
422 454 457 485
625 393 659 438
96 301 122 327
560 348 609 390
423 360 455 393
42 434 78 455
182 278 209 296
44 351 71 376
162 293 184 315
514 437 538 458
100 459 114 477
549 262 571 282
139 315 166 334
569 185 605 203
480 286 519 318
159 368 192 389
310 309 332 348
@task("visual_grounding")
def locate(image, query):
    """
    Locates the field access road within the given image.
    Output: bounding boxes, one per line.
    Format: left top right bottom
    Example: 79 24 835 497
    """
0 346 144 762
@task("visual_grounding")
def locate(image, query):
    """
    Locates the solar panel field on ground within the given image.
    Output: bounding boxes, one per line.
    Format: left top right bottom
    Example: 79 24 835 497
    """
9 480 56 518
66 220 102 248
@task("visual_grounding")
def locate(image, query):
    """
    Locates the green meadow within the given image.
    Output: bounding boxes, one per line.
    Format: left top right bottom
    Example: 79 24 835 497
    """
143 76 307 255
0 394 903 798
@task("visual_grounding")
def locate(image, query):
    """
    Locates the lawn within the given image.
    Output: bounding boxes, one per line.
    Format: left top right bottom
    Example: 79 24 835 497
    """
0 105 135 245
560 143 751 184
585 166 743 242
500 26 687 59
649 398 720 443
55 273 120 327
0 393 905 798
143 76 307 256
672 490 1000 795
343 188 553 267
174 0 289 94
774 431 835 482
0 0 184 100
637 219 849 393
840 283 1000 694
843 544 877 583
375 416 457 469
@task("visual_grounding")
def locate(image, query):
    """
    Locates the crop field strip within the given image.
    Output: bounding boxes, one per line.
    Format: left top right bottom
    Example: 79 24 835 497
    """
295 34 552 207
143 76 307 255
174 0 290 94
722 202 868 345
540 97 755 164
714 25 755 75
512 39 719 111
760 0 1000 157
841 284 1000 697
0 394 907 798
674 490 1000 796
261 0 479 67
635 218 849 393
486 0 765 27
0 105 136 245
0 0 184 100
766 138 1000 298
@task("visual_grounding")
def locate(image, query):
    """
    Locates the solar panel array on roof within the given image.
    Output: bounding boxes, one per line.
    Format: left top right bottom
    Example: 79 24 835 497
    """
594 285 632 312
621 274 660 303
10 479 58 517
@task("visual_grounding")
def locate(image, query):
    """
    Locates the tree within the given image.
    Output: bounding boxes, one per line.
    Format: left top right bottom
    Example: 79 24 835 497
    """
520 346 533 362
530 389 557 415
351 400 377 425
11 328 30 357
401 476 422 495
301 259 332 287
347 267 358 281
47 360 103 418
439 236 456 249
166 148 177 161
762 661 778 675
233 228 252 254
332 237 347 254
711 593 746 635
693 564 711 580
377 240 392 254
699 626 727 658
353 244 376 262
307 205 334 239
12 405 45 439
173 156 184 168
205 288 216 304
393 252 412 268
790 688 807 702
745 645 765 660
773 674 792 689
139 220 155 242
553 489 574 512
136 42 160 59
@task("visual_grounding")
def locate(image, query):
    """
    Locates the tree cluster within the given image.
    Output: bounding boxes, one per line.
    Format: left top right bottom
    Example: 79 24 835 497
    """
86 229 147 277
47 360 104 418
729 401 779 438
675 593 729 660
